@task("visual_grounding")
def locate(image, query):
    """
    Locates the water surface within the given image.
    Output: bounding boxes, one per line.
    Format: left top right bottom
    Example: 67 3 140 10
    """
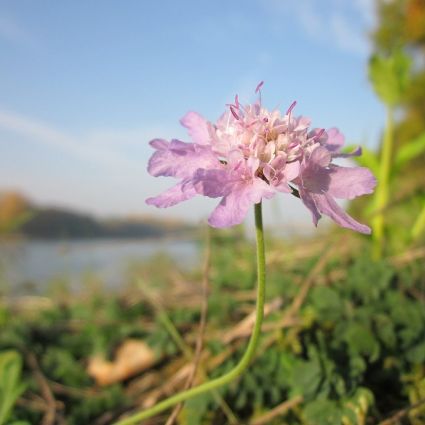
0 238 199 293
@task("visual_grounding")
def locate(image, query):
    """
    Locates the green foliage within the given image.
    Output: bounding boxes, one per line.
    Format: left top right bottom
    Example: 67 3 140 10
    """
19 207 193 239
369 48 411 107
303 388 373 425
67 385 126 425
411 198 425 240
1 232 424 424
349 127 425 251
0 211 33 235
42 347 91 387
0 291 139 424
394 131 425 170
203 236 424 423
0 351 27 425
180 393 215 425
147 316 179 357
359 8 425 256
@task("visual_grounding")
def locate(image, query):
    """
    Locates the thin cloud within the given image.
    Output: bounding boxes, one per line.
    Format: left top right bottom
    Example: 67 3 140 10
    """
291 0 324 39
0 109 146 172
352 0 377 26
330 13 370 55
0 14 39 49
261 0 374 56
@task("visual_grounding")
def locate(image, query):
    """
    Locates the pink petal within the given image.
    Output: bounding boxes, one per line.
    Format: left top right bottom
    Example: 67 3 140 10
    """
299 165 330 195
293 116 311 131
193 168 231 198
208 186 252 228
299 187 321 226
274 182 292 193
149 138 168 150
208 178 274 228
309 146 332 167
262 163 274 182
146 180 197 208
312 193 371 234
147 139 219 179
285 161 301 181
180 111 211 145
324 128 345 152
327 166 377 200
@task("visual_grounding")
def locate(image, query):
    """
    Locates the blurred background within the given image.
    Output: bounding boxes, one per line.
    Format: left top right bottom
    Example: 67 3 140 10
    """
0 1 424 424
0 0 389 287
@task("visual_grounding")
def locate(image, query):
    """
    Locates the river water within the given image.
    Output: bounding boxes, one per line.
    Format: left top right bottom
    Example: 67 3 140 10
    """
0 238 199 293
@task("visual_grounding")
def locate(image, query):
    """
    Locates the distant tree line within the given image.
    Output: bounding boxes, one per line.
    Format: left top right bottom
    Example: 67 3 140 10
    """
0 191 194 239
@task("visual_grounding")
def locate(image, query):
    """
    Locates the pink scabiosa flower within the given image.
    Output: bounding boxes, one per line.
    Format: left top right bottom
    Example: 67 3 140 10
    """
146 83 376 233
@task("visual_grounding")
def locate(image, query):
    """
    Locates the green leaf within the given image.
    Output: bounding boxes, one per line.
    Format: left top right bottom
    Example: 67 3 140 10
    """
343 388 375 425
368 49 411 106
0 351 26 425
310 286 342 322
9 421 31 425
344 323 380 361
374 314 397 349
394 131 425 170
411 199 425 241
181 393 213 425
406 341 425 364
291 358 323 399
304 399 343 425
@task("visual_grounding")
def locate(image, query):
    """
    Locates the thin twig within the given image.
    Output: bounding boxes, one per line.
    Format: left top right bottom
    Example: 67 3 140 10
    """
16 396 64 413
26 352 57 425
378 397 425 425
221 297 283 344
389 246 425 266
47 379 100 397
249 395 304 425
165 227 212 425
286 242 336 318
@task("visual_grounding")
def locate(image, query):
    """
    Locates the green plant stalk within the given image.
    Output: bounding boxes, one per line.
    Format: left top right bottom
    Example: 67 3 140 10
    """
411 199 425 241
372 106 394 259
114 202 267 425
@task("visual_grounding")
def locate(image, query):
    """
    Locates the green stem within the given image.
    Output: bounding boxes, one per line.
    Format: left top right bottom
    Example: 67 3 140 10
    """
411 198 425 241
114 202 267 425
372 106 394 259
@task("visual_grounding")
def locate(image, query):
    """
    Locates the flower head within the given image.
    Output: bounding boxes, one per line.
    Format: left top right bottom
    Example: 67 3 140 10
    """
146 84 376 233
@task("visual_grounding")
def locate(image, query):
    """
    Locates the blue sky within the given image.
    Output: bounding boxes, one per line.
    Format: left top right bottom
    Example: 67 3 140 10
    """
0 0 383 227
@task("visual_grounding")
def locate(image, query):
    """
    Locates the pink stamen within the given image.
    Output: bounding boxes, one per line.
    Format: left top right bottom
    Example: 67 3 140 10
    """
230 105 240 120
225 94 239 109
286 101 297 115
234 160 243 172
314 128 325 140
255 81 264 94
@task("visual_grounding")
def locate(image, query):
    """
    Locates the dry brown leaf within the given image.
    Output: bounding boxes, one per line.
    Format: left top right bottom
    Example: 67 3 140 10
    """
88 339 156 386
